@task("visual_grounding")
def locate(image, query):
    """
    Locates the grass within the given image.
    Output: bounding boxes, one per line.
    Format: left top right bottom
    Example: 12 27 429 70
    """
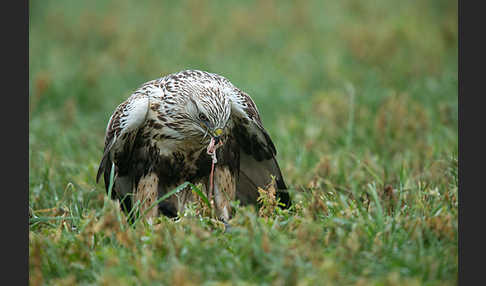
29 0 457 285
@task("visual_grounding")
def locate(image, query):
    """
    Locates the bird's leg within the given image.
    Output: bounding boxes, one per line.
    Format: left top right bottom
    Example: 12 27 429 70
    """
222 220 232 233
208 160 215 211
212 166 236 228
134 172 159 222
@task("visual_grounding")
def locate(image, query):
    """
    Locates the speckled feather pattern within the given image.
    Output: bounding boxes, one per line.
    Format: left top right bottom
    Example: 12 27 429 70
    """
100 70 264 156
97 69 289 221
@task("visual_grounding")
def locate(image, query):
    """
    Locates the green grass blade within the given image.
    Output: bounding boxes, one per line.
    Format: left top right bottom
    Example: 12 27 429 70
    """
188 183 212 209
367 182 384 230
103 162 116 210
133 181 190 225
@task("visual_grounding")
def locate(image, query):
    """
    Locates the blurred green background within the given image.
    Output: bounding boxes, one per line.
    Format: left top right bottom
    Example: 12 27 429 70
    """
29 0 457 284
29 0 457 188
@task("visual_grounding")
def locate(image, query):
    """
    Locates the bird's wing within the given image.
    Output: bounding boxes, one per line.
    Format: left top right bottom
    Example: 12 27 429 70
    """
228 88 291 208
96 92 150 191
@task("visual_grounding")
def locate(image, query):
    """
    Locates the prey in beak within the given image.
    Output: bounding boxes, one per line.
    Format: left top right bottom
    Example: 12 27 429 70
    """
206 127 225 214
207 128 224 163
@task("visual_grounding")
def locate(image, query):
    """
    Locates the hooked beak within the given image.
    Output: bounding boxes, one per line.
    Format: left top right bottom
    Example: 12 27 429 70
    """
200 120 224 144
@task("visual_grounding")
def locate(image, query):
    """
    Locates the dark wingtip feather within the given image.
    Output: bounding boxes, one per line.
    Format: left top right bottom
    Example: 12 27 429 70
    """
276 174 287 190
276 190 292 209
96 155 108 184
275 168 291 209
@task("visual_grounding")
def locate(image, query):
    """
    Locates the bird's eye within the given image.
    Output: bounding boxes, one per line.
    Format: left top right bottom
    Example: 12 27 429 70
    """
199 113 208 121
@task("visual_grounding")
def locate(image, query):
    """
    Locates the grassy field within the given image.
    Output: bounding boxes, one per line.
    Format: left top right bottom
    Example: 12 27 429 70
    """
29 0 458 285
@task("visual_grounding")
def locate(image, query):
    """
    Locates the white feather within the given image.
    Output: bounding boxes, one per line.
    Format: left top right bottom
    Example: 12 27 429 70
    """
119 95 149 133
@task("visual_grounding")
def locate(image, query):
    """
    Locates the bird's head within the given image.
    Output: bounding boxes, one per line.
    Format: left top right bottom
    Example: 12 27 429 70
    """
196 111 225 145
177 86 232 147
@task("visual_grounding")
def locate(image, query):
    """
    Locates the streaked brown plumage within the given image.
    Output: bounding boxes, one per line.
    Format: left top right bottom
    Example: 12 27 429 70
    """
96 70 290 223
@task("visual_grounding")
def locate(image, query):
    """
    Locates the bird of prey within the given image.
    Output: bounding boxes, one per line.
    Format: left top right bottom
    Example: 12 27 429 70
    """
96 70 290 223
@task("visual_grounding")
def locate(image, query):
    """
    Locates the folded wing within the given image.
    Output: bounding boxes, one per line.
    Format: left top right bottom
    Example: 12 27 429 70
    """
228 88 291 208
96 93 150 201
